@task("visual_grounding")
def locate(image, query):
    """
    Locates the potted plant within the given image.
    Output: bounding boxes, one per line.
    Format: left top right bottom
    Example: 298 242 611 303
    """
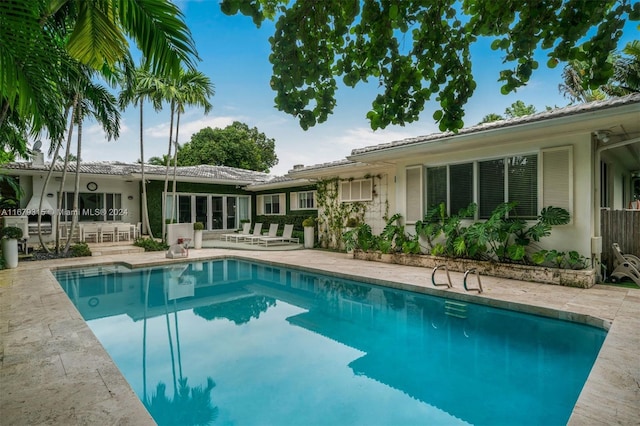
193 222 204 249
302 217 316 249
1 226 23 269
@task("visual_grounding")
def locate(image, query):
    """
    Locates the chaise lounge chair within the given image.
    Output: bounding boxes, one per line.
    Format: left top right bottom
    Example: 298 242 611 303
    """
247 223 278 244
257 224 299 247
610 243 640 285
222 222 252 242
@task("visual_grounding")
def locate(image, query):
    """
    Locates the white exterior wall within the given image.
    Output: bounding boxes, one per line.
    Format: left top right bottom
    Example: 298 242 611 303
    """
17 172 141 243
392 131 595 258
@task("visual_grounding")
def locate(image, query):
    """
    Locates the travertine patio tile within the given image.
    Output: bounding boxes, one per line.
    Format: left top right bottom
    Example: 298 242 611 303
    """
1 248 639 425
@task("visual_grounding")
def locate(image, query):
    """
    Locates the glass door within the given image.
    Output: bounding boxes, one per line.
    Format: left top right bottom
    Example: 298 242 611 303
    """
195 196 208 229
226 197 237 229
211 196 223 229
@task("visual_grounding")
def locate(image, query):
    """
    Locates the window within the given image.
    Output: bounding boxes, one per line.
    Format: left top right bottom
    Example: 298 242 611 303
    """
257 193 285 215
449 163 473 215
265 194 280 214
426 167 446 209
163 193 251 229
508 155 537 218
425 163 473 216
478 155 538 218
63 192 121 222
478 159 505 218
291 191 316 210
340 179 373 202
425 154 539 219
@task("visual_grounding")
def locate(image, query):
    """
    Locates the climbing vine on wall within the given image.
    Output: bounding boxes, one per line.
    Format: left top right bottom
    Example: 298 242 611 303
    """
316 177 367 250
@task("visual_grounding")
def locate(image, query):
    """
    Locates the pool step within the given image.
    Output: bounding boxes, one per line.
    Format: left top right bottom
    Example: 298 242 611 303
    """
444 300 467 319
88 244 145 256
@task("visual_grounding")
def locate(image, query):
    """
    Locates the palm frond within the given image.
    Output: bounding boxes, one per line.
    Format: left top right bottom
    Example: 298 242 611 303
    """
117 0 199 77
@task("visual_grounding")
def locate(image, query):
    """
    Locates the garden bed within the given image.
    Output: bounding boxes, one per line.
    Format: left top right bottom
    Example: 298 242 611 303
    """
353 250 596 288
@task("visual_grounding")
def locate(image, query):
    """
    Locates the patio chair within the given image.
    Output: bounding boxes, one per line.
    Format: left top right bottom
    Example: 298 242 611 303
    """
257 224 300 247
82 223 99 243
610 243 640 285
222 222 252 242
100 223 116 243
116 224 130 242
248 223 278 244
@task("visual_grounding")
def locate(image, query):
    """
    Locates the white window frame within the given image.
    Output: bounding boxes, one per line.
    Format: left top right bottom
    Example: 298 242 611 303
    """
424 152 540 219
340 179 373 202
290 190 317 210
257 193 285 216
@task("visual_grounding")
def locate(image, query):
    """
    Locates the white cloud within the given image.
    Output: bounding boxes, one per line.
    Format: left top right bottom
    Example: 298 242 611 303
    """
145 115 244 139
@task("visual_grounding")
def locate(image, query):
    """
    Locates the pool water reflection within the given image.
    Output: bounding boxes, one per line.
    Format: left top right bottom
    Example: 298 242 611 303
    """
55 259 606 425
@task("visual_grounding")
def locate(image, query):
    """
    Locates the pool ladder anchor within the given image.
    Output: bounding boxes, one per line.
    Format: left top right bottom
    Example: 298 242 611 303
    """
463 268 483 293
432 265 484 294
431 265 452 288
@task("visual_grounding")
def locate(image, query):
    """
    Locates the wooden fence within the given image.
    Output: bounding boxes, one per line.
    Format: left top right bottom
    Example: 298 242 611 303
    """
601 209 640 274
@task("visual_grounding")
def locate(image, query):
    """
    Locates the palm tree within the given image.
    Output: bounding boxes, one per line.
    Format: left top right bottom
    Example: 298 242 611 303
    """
119 66 165 239
604 40 640 97
63 74 121 254
0 0 198 163
559 59 609 103
159 70 214 241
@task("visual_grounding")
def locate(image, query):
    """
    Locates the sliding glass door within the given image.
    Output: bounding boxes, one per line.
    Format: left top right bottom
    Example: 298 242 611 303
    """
164 193 249 231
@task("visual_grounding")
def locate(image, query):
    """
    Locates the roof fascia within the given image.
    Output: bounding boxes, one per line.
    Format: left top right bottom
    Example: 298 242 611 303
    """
348 102 640 163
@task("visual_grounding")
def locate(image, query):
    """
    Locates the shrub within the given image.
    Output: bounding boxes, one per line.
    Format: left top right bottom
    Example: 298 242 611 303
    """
193 222 204 231
302 217 316 227
1 226 23 240
134 238 169 252
70 242 92 257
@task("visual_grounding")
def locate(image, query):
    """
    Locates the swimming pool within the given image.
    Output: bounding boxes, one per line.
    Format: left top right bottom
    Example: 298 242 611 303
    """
55 258 606 425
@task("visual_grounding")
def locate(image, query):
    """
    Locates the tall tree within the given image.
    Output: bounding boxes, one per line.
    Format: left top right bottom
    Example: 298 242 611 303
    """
177 122 278 173
158 69 214 241
605 40 640 96
504 101 536 119
478 101 537 124
559 59 608 103
64 72 121 254
119 66 164 238
0 0 198 160
220 0 638 132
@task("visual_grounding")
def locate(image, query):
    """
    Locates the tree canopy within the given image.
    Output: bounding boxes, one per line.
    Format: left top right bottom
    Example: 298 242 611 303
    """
220 0 639 132
176 122 278 173
480 100 537 124
0 0 199 160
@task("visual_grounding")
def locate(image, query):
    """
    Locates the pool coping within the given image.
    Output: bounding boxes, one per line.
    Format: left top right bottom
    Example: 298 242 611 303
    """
1 249 639 424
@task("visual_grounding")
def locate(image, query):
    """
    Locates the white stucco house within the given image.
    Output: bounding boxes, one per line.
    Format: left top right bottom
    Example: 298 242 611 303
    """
288 93 640 274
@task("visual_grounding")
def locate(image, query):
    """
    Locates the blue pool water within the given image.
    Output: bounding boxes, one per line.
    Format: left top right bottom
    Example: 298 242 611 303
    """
55 259 606 426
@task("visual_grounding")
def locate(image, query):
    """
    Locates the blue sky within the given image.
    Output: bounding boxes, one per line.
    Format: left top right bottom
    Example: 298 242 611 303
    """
74 1 638 176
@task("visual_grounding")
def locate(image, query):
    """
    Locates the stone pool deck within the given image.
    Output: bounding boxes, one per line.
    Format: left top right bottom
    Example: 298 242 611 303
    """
1 248 638 425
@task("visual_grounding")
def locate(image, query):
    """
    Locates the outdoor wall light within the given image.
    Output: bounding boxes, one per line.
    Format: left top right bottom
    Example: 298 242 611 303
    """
595 130 612 143
127 195 134 200
46 193 54 198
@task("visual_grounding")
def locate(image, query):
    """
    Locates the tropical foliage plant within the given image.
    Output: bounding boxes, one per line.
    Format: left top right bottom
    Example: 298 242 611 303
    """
348 202 583 268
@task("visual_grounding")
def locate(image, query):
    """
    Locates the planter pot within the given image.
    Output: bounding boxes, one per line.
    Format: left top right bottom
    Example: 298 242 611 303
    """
194 230 203 249
353 250 596 288
304 226 314 249
2 238 19 269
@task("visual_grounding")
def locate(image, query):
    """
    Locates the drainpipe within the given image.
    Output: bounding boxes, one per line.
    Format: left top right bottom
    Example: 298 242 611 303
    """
593 135 640 281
